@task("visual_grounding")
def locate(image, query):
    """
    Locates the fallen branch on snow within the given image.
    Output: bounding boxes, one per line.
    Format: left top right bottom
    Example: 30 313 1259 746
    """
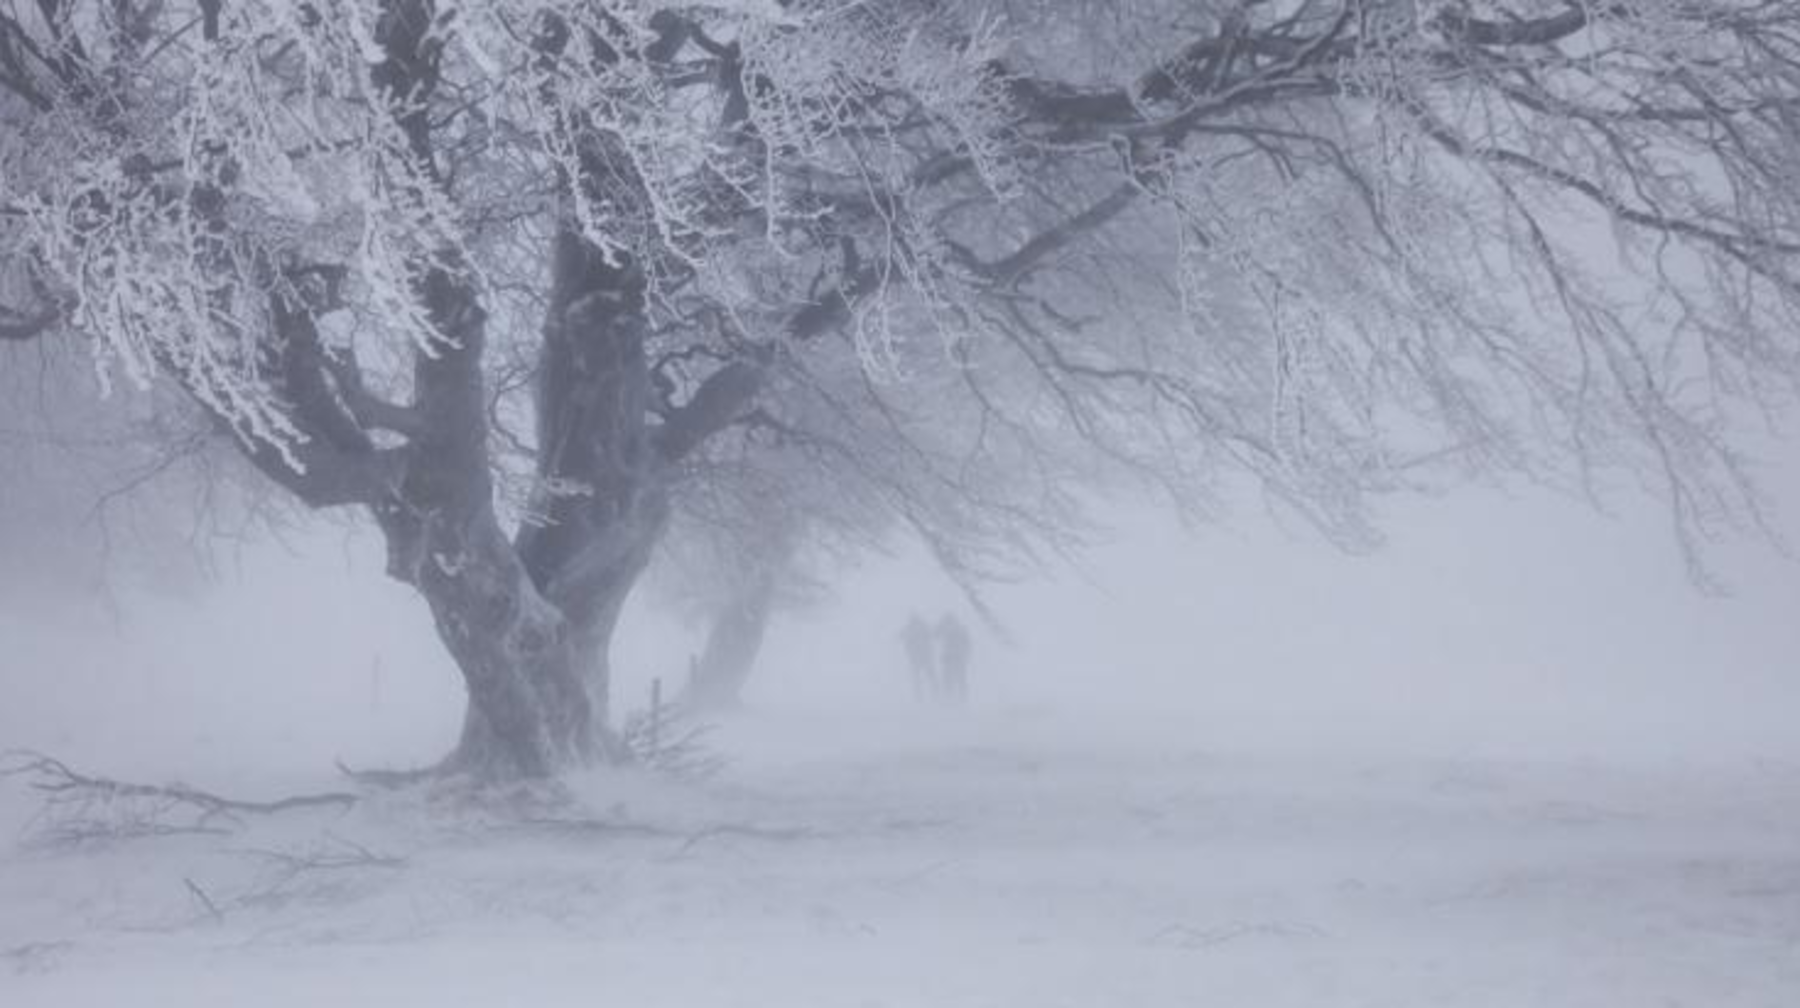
0 750 359 847
162 836 408 926
224 835 407 914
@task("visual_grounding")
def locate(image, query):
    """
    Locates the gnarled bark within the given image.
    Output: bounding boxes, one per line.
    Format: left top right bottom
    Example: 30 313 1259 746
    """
363 257 596 779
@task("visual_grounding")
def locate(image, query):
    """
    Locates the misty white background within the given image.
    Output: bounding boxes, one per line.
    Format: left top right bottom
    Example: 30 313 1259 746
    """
4 456 1796 784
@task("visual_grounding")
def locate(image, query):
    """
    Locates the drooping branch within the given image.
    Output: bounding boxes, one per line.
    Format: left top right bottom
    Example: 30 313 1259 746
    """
183 295 405 510
232 432 402 509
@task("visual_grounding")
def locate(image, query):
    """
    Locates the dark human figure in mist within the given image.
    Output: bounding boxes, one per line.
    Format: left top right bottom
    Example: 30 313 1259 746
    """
902 613 938 702
936 613 972 707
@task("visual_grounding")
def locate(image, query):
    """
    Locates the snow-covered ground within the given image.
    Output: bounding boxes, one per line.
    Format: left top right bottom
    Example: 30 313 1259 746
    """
4 708 1798 1007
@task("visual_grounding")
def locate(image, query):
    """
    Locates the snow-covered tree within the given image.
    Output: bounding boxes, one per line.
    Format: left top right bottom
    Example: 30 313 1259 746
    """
3 0 1798 779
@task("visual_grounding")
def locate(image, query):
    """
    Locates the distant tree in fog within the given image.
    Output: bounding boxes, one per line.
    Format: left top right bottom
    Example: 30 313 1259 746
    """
3 0 1799 779
655 483 808 714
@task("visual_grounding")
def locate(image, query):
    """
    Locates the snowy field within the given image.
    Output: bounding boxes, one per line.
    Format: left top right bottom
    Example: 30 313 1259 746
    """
4 708 1798 1008
3 504 1797 1007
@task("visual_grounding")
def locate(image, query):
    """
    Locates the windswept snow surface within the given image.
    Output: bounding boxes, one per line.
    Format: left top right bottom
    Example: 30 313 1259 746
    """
3 709 1798 1007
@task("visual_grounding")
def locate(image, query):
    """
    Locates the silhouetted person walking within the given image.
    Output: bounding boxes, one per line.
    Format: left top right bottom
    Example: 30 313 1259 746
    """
902 613 937 703
936 613 971 706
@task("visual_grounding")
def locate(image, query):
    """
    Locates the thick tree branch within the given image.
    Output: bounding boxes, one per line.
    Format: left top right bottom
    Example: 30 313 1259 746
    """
655 360 763 462
1432 5 1595 48
230 422 403 509
319 347 427 439
959 183 1139 288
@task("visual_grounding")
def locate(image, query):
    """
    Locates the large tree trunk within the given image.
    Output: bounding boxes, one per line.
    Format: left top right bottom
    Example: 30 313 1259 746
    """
681 508 800 713
684 572 777 713
358 0 604 783
398 477 661 779
510 226 670 755
337 9 751 780
364 261 609 781
420 523 596 779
